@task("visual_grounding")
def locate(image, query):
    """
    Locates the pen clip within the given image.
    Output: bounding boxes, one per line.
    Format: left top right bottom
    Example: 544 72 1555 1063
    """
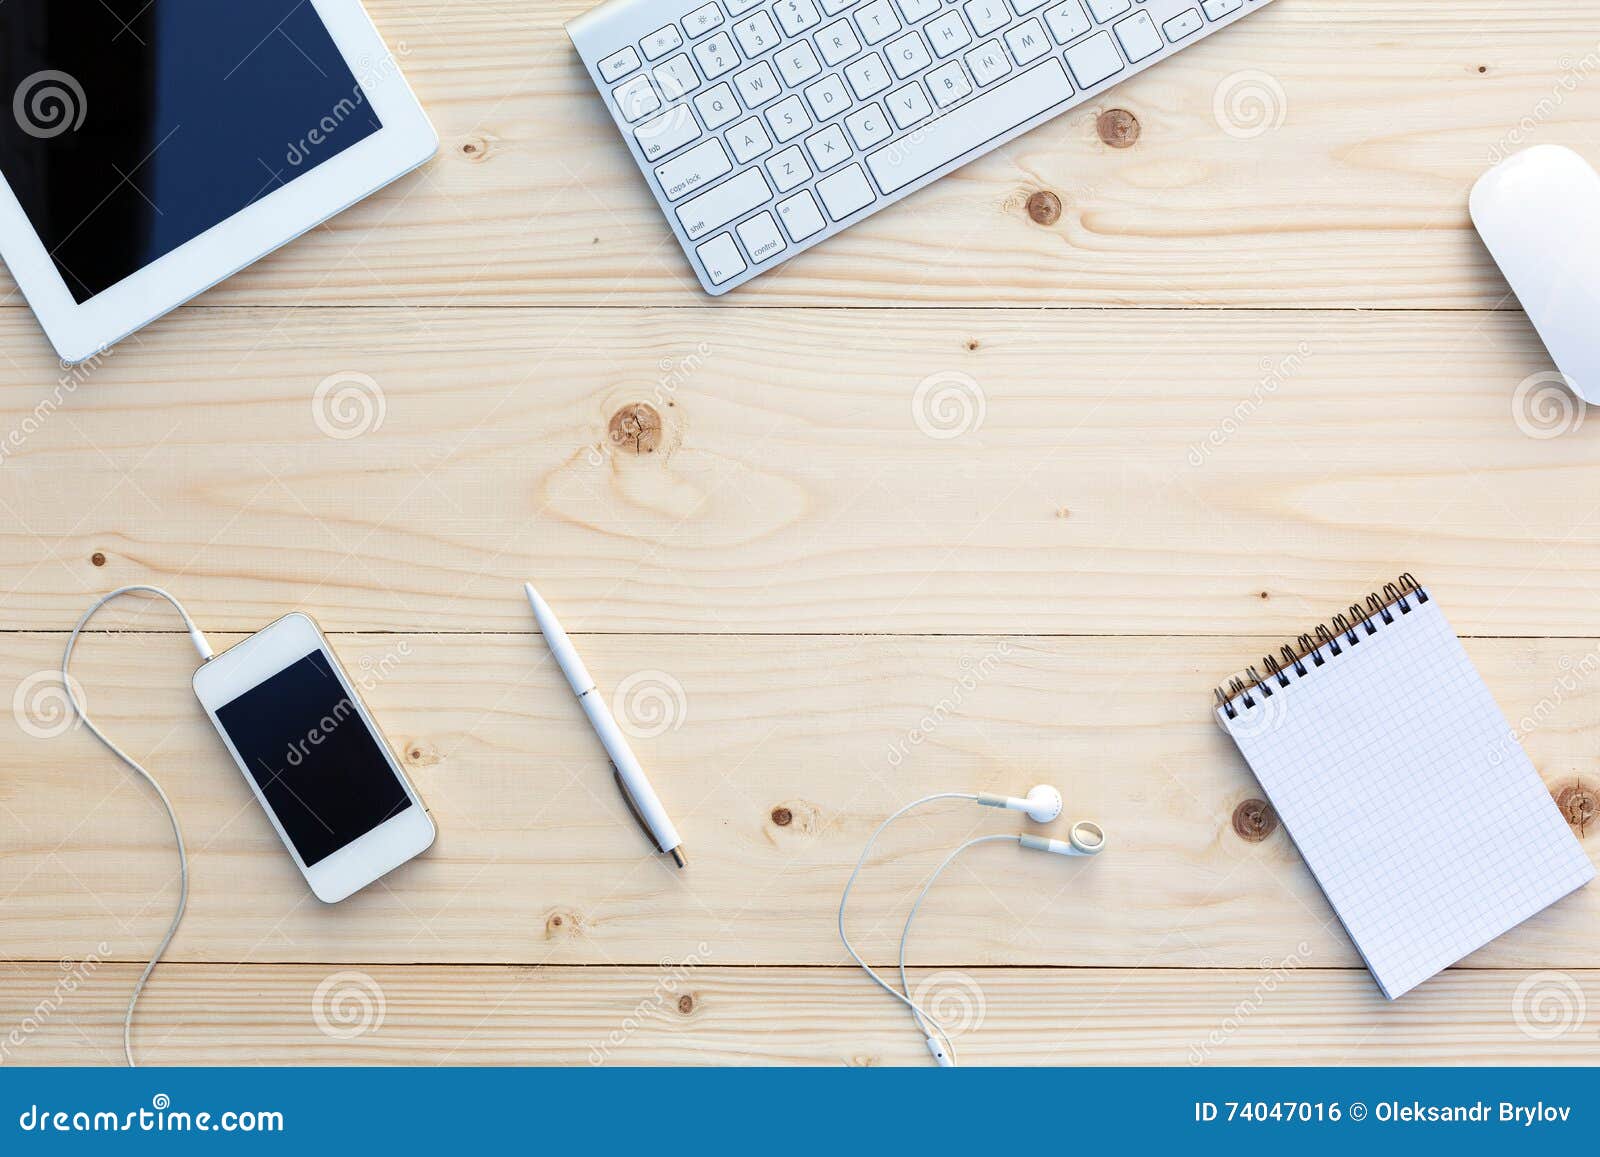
612 765 665 853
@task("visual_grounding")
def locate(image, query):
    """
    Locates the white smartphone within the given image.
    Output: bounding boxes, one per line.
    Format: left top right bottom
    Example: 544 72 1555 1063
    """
192 612 435 903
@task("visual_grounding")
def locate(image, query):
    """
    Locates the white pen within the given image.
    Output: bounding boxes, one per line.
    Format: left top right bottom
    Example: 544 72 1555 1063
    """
523 582 686 869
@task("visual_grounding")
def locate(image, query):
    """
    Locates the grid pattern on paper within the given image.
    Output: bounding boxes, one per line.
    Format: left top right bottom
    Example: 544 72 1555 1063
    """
1218 591 1595 998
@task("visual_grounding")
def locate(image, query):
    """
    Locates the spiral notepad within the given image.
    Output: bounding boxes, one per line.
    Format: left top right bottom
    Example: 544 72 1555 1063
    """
1215 575 1594 998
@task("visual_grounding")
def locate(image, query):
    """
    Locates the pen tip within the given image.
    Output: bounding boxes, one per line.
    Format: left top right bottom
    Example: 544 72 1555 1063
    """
670 847 686 869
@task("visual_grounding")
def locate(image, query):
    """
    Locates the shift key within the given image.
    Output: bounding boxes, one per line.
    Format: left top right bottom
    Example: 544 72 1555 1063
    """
677 168 772 239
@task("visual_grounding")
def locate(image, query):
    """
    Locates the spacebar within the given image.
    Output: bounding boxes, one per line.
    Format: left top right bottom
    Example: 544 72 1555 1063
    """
866 59 1073 195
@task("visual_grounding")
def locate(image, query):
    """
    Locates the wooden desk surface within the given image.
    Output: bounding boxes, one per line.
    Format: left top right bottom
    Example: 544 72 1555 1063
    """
3 0 1598 1066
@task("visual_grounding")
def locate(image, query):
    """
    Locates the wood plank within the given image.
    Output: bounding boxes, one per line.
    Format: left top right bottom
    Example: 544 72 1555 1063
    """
0 1 1593 313
2 963 1595 1066
0 307 1595 635
3 631 1594 967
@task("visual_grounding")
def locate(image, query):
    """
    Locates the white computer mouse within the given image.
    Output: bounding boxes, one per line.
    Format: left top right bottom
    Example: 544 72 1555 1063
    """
1470 144 1600 402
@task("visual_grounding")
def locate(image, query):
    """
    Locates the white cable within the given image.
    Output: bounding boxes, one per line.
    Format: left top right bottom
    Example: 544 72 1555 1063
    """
61 585 213 1066
838 791 976 1066
896 834 1018 1053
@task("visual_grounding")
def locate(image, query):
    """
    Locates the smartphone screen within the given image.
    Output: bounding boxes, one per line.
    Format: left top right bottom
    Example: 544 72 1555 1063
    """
213 649 412 867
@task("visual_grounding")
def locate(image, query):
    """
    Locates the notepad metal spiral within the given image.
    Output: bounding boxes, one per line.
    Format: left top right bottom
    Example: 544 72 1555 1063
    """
1214 573 1429 720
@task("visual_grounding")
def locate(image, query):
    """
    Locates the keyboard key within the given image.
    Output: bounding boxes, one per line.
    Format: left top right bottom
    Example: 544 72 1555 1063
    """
844 102 892 148
1202 0 1243 17
635 105 701 161
695 82 742 128
728 116 774 162
816 163 876 220
926 60 972 107
695 232 748 284
866 58 1072 193
599 46 641 82
886 31 932 79
896 0 941 21
805 123 852 170
726 0 766 13
642 24 684 60
1063 30 1123 87
737 210 788 261
804 73 853 119
1012 0 1052 13
734 11 782 55
677 167 773 238
766 94 815 141
776 40 824 85
766 144 814 191
816 19 863 66
1004 18 1052 66
819 0 854 14
1114 11 1161 61
963 0 1010 37
683 2 725 37
844 52 892 98
1085 0 1130 20
777 190 827 241
1043 0 1091 43
734 61 783 107
965 40 1013 85
653 54 701 99
854 0 902 45
693 31 740 80
656 137 733 199
924 11 973 57
612 75 661 122
1163 8 1202 40
775 0 824 36
886 81 932 128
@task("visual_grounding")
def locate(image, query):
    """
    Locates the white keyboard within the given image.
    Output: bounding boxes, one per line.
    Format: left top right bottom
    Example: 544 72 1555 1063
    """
568 0 1274 293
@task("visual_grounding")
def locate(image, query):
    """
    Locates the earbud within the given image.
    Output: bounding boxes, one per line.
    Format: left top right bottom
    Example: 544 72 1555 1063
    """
1020 820 1107 857
977 784 1062 823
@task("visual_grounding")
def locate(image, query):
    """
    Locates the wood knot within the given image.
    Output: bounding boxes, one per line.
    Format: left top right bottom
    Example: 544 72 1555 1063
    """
90 551 106 567
1232 798 1278 842
1025 190 1062 226
676 994 695 1015
770 806 793 826
1259 590 1269 600
402 740 443 767
1555 782 1597 837
965 338 980 351
1096 108 1140 148
459 135 491 162
608 402 663 454
545 909 583 937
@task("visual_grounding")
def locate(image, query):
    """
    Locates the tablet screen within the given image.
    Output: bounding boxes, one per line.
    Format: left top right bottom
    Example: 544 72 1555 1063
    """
0 1 383 304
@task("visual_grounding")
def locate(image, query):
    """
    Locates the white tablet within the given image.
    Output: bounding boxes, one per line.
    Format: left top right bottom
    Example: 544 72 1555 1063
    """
0 0 437 363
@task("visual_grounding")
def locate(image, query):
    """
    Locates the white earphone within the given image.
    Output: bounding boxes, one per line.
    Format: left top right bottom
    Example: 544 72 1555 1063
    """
838 786 1105 1066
